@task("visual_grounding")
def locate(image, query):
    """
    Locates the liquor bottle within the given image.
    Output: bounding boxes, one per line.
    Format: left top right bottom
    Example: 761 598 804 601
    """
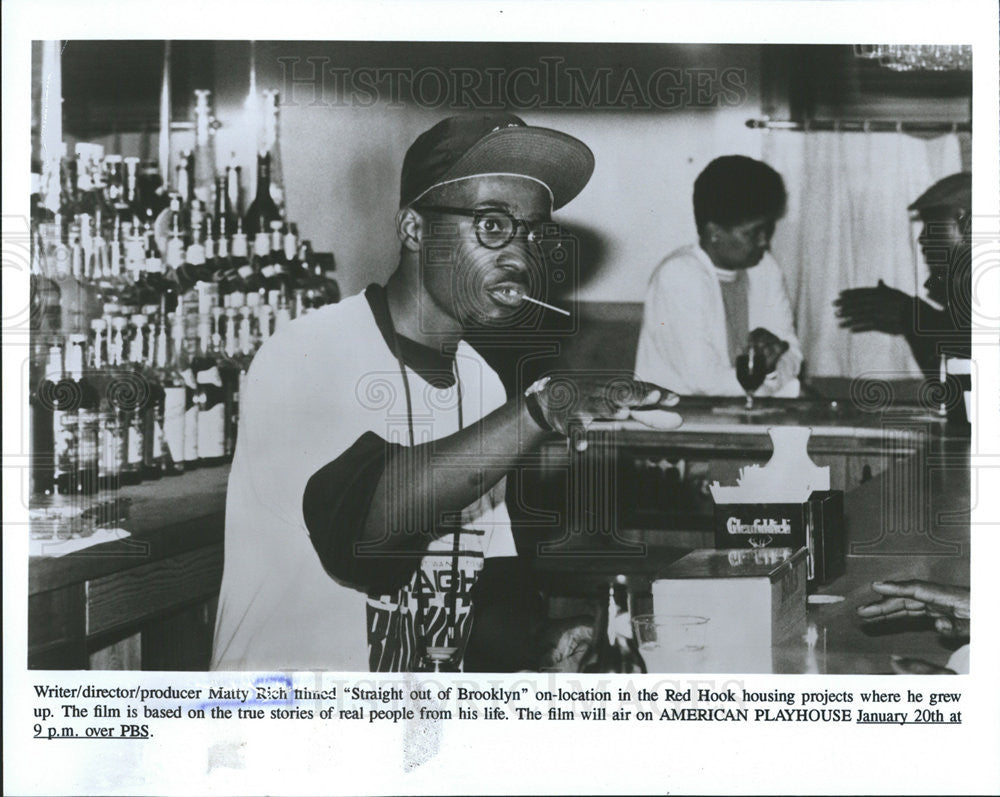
163 195 187 276
265 220 291 302
579 583 622 673
175 151 194 208
69 333 101 495
138 161 169 219
283 222 300 281
243 151 281 237
579 576 646 674
90 316 123 494
103 154 125 210
120 313 150 486
192 89 216 205
49 340 81 496
614 576 647 674
180 358 201 472
274 294 293 332
121 220 146 304
143 226 173 307
217 307 240 459
250 293 273 344
106 215 126 294
247 225 270 297
226 156 243 220
194 314 227 467
31 343 63 496
230 219 257 295
68 220 85 282
141 305 165 481
159 308 187 476
123 156 142 221
260 89 286 217
214 174 233 243
107 315 134 487
182 213 209 287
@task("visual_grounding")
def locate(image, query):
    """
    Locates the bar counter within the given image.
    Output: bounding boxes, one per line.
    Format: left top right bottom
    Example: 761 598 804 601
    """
28 402 970 673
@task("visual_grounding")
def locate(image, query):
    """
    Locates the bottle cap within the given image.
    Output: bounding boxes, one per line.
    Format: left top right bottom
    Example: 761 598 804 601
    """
91 318 107 331
131 314 148 325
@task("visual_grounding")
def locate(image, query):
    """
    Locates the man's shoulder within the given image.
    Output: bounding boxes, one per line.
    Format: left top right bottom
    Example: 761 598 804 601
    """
648 244 711 289
248 291 381 381
257 292 371 355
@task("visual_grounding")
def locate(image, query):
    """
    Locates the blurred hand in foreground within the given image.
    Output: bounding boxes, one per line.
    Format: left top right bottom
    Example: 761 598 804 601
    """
857 580 969 639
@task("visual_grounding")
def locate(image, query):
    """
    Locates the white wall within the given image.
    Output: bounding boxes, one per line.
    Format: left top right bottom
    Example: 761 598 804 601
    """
216 43 766 301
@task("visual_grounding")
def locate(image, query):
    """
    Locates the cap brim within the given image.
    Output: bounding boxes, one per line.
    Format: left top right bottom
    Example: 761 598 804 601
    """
437 126 595 210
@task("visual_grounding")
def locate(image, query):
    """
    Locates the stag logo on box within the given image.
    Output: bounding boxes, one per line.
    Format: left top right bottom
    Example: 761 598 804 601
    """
725 517 792 535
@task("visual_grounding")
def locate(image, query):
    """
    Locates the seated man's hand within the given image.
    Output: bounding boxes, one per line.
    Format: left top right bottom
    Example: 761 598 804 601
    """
857 580 970 639
533 375 680 438
747 327 790 375
834 280 914 335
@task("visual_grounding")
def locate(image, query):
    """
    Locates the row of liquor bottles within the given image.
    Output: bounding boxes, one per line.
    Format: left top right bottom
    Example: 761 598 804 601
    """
33 150 333 314
30 278 310 497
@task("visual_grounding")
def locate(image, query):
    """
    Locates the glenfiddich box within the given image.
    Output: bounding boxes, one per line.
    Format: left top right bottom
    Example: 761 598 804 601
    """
712 491 845 584
651 547 808 673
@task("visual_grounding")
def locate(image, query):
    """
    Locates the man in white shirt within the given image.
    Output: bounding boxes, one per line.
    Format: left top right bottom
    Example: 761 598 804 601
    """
212 113 673 672
635 156 802 397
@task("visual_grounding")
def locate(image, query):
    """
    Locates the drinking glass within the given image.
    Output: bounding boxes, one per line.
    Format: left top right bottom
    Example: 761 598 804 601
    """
735 348 768 410
631 614 709 673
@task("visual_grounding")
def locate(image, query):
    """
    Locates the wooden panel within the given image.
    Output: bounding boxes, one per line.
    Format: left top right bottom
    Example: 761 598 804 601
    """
141 599 218 671
29 582 89 669
89 633 142 670
29 582 86 650
86 544 223 637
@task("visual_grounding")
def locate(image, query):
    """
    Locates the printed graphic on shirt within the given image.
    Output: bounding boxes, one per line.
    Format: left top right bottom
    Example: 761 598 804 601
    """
366 537 484 672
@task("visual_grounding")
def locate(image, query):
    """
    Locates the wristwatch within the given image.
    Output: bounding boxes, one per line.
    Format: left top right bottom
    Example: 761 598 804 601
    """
524 376 553 432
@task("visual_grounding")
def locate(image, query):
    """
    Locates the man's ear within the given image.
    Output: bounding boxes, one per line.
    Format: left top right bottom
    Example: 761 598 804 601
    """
396 207 423 252
702 221 723 245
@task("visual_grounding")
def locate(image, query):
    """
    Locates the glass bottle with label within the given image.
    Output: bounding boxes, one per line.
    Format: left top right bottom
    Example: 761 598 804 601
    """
107 315 134 487
50 340 81 496
71 326 100 496
119 313 150 486
192 89 216 205
140 305 165 481
243 151 281 237
194 314 227 467
159 307 187 476
32 343 64 496
91 316 123 494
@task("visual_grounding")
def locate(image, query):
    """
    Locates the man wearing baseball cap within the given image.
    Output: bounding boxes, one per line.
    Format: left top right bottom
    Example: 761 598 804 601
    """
835 172 972 375
211 113 677 672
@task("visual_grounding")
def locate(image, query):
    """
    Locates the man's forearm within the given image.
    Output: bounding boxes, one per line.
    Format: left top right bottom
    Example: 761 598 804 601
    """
904 299 954 376
360 397 550 550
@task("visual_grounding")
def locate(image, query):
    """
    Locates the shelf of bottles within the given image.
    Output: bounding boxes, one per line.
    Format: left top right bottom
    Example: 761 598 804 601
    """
29 88 339 536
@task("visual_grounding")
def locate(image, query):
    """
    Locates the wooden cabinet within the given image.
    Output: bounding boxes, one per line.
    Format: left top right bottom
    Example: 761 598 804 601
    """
29 467 228 670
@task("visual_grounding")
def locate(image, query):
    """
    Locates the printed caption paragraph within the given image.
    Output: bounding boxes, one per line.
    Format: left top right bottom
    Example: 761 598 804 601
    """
29 676 965 738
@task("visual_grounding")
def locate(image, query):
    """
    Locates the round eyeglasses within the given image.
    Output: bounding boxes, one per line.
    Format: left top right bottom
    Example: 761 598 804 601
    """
415 204 550 249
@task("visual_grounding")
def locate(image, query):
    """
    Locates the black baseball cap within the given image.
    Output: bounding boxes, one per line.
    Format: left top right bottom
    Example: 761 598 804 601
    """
908 172 971 213
399 113 595 210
